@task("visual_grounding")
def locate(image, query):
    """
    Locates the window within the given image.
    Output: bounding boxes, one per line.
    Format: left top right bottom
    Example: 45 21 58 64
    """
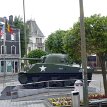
1 45 4 54
11 33 16 41
39 38 42 43
1 61 5 72
7 61 13 72
0 27 4 40
11 45 16 54
36 38 42 43
0 34 4 40
1 45 6 54
1 61 4 72
28 47 31 52
36 38 39 43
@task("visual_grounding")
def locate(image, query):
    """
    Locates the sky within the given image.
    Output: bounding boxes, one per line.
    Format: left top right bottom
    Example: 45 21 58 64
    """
0 0 107 37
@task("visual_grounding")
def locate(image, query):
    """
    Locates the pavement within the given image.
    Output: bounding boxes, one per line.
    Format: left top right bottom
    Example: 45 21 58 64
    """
0 74 18 83
0 100 48 107
0 73 105 107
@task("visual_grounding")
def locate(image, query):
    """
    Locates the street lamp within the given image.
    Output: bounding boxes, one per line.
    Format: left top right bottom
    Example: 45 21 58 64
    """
79 0 89 107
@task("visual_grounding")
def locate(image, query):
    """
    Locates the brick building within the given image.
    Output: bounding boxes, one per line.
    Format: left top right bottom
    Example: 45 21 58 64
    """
0 16 21 75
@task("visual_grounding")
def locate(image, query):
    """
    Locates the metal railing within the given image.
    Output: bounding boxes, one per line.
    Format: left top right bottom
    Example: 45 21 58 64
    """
0 77 105 107
11 79 75 98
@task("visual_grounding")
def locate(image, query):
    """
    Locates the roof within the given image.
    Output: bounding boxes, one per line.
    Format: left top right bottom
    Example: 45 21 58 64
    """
27 20 45 37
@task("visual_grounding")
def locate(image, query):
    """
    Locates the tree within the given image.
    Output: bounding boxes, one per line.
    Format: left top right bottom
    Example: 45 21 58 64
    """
27 49 47 64
13 16 29 57
84 14 107 95
64 14 107 95
45 30 67 53
63 28 81 64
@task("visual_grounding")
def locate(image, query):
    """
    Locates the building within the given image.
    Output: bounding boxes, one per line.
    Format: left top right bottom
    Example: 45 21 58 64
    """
87 54 102 69
87 55 97 68
0 16 21 75
27 20 45 54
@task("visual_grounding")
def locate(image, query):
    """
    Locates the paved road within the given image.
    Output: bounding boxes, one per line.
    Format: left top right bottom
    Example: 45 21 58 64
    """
0 100 48 107
90 74 104 93
0 74 18 83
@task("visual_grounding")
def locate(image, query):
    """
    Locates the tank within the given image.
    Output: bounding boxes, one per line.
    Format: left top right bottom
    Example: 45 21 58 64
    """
18 53 94 87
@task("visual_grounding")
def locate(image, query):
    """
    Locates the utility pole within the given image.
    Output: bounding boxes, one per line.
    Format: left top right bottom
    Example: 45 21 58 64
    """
79 0 89 107
23 0 27 68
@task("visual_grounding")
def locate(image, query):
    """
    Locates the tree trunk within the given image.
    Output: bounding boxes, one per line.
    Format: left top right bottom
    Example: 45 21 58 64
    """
98 54 107 95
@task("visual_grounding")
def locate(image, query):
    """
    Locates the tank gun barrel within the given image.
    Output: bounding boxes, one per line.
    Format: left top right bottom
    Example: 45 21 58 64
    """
0 58 41 61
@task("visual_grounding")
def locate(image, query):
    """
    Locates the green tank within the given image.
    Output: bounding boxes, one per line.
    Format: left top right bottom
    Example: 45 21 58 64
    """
18 53 94 88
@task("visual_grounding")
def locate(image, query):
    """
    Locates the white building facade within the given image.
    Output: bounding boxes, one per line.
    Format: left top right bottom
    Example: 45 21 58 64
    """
27 20 45 54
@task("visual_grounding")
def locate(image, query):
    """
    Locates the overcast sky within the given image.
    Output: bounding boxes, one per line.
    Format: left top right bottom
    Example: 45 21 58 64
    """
0 0 107 37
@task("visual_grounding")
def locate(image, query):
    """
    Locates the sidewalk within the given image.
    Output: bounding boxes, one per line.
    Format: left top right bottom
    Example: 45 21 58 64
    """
0 74 18 84
94 69 107 74
0 73 18 77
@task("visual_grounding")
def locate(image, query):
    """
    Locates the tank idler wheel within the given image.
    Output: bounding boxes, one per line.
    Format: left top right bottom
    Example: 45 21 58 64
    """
18 74 28 84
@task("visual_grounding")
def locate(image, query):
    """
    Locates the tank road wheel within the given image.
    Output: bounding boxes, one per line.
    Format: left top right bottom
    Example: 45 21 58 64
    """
31 77 45 88
36 82 45 88
49 81 63 87
24 83 45 89
18 73 28 84
64 81 71 87
32 77 39 83
56 81 63 87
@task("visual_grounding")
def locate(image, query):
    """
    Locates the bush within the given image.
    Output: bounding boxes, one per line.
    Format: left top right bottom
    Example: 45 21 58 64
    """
27 49 47 64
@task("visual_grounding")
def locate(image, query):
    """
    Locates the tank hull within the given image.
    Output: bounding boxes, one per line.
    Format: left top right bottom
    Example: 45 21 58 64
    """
18 71 92 88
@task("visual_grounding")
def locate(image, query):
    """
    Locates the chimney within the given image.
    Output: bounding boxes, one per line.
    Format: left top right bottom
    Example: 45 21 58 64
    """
9 15 13 25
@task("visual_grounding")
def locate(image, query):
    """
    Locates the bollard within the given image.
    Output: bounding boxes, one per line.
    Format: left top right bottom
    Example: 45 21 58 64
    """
71 91 80 107
74 80 83 101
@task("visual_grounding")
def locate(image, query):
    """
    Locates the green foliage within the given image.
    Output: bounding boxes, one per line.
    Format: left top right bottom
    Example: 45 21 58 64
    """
45 30 67 53
27 49 47 64
13 16 29 57
63 29 81 63
84 14 107 54
64 14 107 95
63 14 107 62
84 15 107 95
